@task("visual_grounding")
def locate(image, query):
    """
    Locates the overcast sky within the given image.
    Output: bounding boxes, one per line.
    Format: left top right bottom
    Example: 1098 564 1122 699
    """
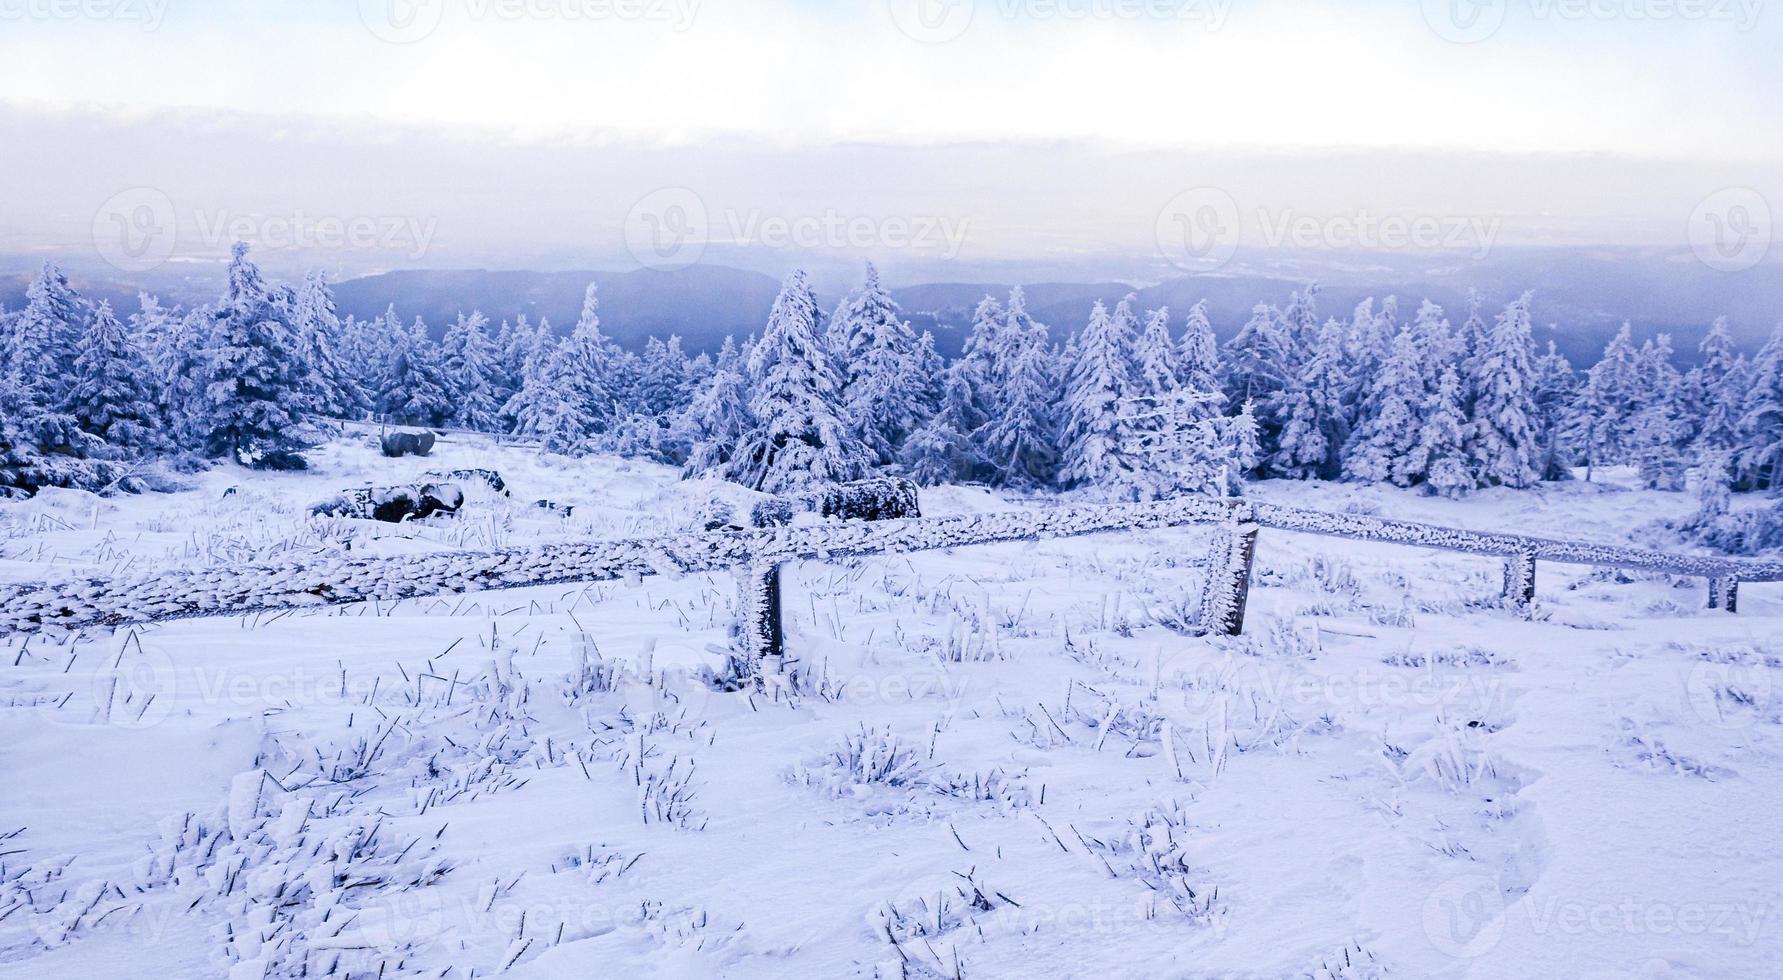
1 0 1777 280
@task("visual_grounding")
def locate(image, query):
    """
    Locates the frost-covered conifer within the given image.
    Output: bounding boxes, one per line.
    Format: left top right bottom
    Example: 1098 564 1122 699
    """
1410 366 1472 498
728 270 870 492
635 335 690 419
1469 293 1542 489
1566 322 1639 477
1060 297 1143 491
1531 340 1578 481
1344 326 1425 486
294 272 371 421
680 336 754 477
441 310 501 431
200 243 316 465
833 263 926 464
376 317 456 427
902 371 986 486
1270 316 1350 480
980 316 1058 489
64 300 158 453
1736 322 1783 490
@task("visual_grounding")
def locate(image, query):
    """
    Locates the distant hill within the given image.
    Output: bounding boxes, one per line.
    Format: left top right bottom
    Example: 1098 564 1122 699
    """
4 248 1777 368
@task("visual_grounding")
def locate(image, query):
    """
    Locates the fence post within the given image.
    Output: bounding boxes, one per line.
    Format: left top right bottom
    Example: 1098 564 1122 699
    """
1709 576 1739 614
1503 549 1536 614
1201 520 1260 636
740 563 785 679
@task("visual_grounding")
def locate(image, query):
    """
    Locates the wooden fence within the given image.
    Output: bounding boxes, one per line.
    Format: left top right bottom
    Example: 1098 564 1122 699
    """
3 497 1779 664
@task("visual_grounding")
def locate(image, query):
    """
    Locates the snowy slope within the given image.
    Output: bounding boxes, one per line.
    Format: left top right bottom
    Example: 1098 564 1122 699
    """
2 435 1779 979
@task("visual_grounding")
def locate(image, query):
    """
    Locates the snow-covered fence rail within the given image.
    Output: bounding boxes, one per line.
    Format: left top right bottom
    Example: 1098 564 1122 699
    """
0 496 1244 638
1249 503 1783 613
2 495 1776 642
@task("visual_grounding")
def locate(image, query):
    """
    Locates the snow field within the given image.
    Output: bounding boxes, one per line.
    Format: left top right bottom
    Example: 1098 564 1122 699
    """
2 438 1781 978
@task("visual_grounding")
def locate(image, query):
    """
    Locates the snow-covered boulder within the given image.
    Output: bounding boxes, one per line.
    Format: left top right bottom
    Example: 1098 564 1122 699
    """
310 482 464 523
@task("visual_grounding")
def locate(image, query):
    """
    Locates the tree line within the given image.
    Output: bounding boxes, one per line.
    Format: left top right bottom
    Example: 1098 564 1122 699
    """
2 244 1780 514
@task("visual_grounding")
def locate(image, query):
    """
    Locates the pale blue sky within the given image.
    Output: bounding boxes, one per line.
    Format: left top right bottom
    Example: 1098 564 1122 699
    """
1 0 1777 271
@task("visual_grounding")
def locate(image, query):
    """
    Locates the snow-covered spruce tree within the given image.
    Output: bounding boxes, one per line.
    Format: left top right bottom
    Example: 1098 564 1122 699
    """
558 283 627 429
728 270 870 493
1133 306 1179 396
1629 334 1689 490
6 264 94 459
980 313 1059 489
1565 321 1639 479
955 293 1005 421
1220 300 1294 462
1468 292 1542 489
832 263 930 466
1736 322 1783 490
1219 400 1261 496
1531 340 1579 482
441 310 501 431
376 317 456 427
902 370 986 486
293 272 371 422
680 335 754 477
1177 299 1221 398
1343 325 1425 486
635 335 690 419
1408 365 1472 498
146 308 212 451
1269 315 1351 481
1280 283 1322 355
200 243 316 467
1684 317 1750 472
64 300 159 454
505 337 599 455
1059 297 1144 492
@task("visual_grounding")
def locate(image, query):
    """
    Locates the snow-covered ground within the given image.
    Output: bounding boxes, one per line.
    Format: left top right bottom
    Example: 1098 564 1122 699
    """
2 433 1779 979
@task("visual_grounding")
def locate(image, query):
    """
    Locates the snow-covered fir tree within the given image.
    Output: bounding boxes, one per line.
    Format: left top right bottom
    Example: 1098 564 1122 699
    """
1683 317 1745 454
832 263 929 465
293 272 370 422
505 336 599 455
1059 297 1144 492
979 308 1058 489
635 335 690 419
1629 334 1688 489
1566 321 1639 478
1269 315 1351 480
441 310 501 430
1409 365 1472 498
728 270 870 493
64 300 158 454
1531 340 1578 482
902 370 985 486
200 243 315 466
376 317 456 427
1343 325 1426 486
1469 293 1542 489
680 335 754 478
955 293 1005 421
1737 321 1783 490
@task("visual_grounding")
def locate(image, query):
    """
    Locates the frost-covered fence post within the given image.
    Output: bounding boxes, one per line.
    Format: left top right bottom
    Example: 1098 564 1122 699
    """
1503 549 1536 614
739 563 785 678
1200 514 1259 636
1709 576 1739 613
